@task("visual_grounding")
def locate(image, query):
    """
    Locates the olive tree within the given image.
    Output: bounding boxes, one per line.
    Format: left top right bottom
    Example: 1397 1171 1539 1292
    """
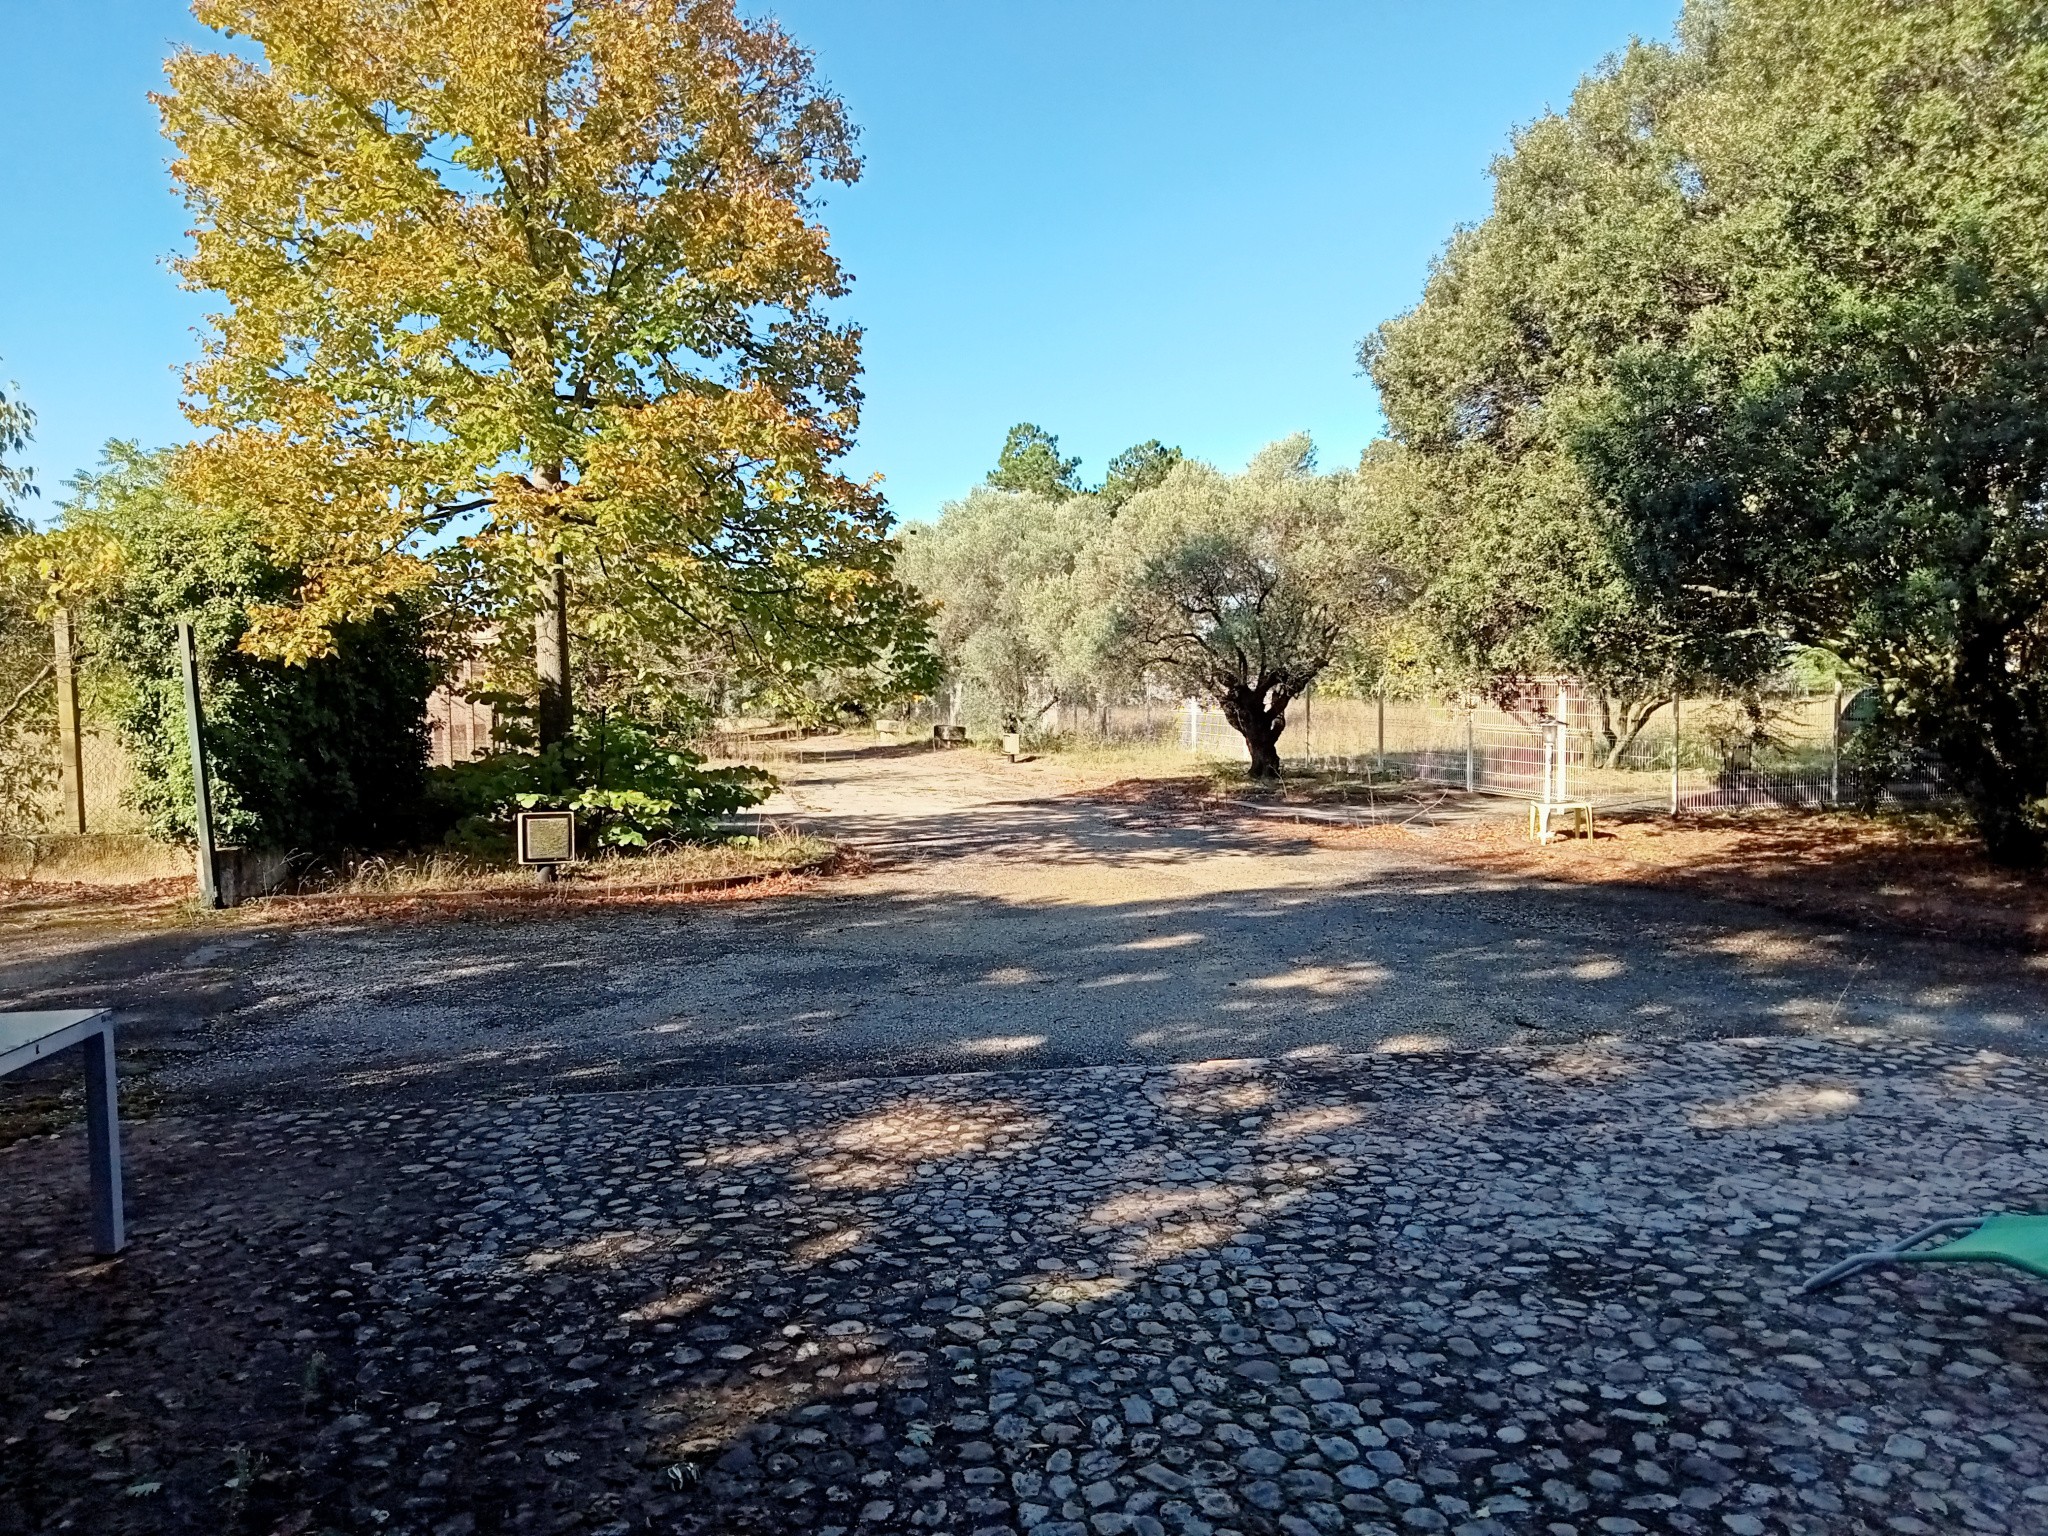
896 487 1109 726
1087 437 1394 777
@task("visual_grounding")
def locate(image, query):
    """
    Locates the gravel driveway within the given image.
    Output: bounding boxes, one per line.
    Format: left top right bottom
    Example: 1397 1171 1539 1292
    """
4 746 2045 1109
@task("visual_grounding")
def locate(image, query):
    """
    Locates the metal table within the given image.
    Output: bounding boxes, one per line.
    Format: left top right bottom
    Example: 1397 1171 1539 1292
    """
1 1010 124 1253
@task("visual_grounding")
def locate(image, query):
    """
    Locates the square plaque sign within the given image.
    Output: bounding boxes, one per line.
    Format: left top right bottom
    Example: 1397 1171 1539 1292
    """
516 810 577 865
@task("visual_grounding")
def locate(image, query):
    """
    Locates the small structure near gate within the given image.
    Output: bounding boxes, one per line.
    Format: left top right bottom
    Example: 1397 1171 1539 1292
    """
1526 684 1594 842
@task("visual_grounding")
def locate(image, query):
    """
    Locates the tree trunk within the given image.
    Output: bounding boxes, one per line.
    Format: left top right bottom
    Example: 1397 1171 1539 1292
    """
1220 686 1287 779
1941 622 2048 868
535 552 571 750
1602 695 1670 768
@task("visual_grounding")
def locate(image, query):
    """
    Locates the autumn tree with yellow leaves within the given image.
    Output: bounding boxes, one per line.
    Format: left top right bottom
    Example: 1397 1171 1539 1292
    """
158 0 919 746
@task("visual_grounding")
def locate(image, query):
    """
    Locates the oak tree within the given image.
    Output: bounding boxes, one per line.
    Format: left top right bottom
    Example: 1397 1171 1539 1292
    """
160 0 911 746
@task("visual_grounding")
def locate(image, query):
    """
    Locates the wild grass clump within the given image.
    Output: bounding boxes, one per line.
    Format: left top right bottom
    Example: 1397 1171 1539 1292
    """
310 829 829 898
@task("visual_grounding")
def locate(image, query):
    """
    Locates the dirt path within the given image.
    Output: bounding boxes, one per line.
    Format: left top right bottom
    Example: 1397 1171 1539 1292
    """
3 743 2043 1116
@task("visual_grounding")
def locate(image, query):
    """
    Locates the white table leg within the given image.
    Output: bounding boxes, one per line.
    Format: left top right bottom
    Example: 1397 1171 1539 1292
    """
82 1025 125 1254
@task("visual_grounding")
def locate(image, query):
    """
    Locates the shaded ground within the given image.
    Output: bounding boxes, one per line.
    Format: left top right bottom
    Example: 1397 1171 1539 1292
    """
8 1037 2048 1536
1302 809 2048 955
6 742 2048 1536
5 746 2045 1120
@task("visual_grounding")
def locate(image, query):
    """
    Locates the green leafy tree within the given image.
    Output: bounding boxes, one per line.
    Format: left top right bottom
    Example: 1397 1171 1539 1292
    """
61 443 434 853
1554 0 2048 862
0 370 33 525
159 0 914 752
1088 438 1394 777
1098 440 1184 511
1362 36 1758 763
985 423 1085 500
0 368 51 828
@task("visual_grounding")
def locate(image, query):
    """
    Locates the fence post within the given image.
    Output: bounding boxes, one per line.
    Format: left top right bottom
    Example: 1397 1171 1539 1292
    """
1464 709 1475 793
1670 694 1681 817
1303 682 1312 764
1555 682 1570 803
52 607 86 835
1376 686 1386 770
1830 683 1843 805
177 619 221 910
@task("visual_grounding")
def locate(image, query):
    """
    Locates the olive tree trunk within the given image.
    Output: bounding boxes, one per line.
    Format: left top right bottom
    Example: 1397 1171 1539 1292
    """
1220 685 1289 779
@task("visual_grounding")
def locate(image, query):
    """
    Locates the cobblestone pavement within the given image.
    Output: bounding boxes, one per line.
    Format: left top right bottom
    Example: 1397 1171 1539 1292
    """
9 1034 2048 1536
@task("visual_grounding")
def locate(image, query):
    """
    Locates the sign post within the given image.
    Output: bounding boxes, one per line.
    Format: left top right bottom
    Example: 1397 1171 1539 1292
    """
517 810 577 882
177 619 221 909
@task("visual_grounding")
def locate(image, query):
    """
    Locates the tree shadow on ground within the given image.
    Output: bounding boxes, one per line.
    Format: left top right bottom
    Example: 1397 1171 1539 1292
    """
2 833 2038 1123
7 1038 2048 1535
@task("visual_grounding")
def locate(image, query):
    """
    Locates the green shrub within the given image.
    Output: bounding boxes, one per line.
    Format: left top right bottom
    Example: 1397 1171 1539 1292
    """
66 443 434 853
430 713 771 854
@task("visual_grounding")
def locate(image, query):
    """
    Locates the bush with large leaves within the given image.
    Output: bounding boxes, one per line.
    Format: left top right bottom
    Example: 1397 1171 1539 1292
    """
430 716 770 854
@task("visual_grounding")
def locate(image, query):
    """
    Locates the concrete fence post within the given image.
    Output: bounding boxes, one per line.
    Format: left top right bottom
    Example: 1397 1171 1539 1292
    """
52 607 85 834
1830 683 1844 805
177 618 221 909
1670 694 1682 816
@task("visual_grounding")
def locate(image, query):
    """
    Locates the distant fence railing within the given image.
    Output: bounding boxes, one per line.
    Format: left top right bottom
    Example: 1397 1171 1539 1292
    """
1178 689 1948 812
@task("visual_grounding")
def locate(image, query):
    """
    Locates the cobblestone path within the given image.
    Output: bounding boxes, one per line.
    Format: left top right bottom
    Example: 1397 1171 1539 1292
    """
7 1034 2048 1536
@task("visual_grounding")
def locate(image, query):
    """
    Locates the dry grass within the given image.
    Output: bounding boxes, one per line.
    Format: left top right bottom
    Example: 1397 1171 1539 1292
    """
255 832 837 922
1314 806 2048 952
0 832 193 884
0 832 842 937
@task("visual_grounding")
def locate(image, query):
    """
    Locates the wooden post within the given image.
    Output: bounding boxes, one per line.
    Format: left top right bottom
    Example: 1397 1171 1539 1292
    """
1376 685 1386 770
1464 709 1475 793
177 619 221 909
52 607 86 834
1303 683 1313 764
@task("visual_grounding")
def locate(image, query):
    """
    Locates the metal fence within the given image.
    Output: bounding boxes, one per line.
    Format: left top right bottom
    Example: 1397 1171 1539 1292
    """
1179 687 1944 812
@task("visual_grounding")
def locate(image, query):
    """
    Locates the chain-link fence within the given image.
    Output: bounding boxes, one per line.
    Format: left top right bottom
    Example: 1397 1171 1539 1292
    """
2 701 145 840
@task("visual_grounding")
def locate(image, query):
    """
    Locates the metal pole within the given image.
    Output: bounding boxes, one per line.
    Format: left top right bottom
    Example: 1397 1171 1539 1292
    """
1670 694 1681 817
83 1022 125 1254
1303 682 1312 763
52 607 86 834
1464 709 1475 793
1830 683 1843 805
1376 685 1386 770
1555 682 1570 803
177 619 221 909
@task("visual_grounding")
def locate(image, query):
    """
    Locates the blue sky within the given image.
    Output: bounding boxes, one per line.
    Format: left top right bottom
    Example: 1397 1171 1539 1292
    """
0 0 1682 527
